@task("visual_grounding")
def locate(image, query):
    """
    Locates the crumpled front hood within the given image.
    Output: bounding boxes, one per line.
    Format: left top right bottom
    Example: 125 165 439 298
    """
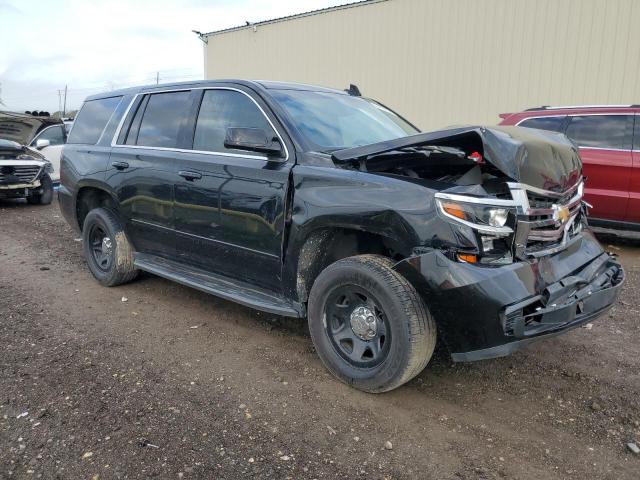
479 126 581 192
0 139 45 161
0 112 60 146
332 125 582 192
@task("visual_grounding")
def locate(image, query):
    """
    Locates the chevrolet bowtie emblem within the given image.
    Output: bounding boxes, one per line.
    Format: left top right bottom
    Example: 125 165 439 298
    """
553 205 570 225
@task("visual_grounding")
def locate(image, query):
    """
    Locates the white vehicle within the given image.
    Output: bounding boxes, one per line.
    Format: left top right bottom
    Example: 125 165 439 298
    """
0 112 58 204
28 121 73 183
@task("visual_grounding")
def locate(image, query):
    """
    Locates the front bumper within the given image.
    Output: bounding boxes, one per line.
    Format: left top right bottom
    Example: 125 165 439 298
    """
0 179 42 198
394 230 624 361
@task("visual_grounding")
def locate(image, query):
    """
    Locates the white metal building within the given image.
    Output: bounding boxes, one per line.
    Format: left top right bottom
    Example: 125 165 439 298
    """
201 0 640 130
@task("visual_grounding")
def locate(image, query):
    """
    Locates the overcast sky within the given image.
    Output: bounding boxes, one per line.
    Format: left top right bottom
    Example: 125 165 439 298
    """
0 0 342 113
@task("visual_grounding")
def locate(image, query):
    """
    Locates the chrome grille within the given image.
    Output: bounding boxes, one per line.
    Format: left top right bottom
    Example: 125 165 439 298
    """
0 165 42 184
510 181 585 257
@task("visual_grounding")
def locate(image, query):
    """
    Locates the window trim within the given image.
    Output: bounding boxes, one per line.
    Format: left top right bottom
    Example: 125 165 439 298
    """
515 114 566 130
111 86 289 162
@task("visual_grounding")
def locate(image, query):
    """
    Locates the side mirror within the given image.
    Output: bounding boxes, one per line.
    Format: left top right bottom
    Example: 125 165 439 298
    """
36 139 50 149
224 127 284 158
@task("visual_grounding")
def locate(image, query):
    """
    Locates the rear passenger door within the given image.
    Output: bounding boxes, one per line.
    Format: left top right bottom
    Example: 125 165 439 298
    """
565 114 633 221
108 90 193 258
628 115 640 224
174 86 293 290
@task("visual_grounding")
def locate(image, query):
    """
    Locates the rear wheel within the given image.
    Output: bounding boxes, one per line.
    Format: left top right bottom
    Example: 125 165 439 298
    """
27 173 53 205
82 207 138 286
308 255 436 392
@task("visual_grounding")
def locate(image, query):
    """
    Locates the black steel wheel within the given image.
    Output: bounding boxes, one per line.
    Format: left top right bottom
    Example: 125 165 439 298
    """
82 207 138 287
325 285 391 368
308 255 437 393
88 224 113 272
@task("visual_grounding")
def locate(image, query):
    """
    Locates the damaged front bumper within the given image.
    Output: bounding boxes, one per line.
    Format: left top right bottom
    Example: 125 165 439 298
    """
395 230 624 361
0 179 42 198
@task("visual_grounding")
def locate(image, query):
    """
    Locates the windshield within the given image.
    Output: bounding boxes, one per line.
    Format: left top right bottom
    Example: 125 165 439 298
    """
271 89 418 152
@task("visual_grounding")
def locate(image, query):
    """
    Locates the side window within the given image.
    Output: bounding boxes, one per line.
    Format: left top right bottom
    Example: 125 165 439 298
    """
67 96 122 144
193 89 275 154
565 115 632 150
34 125 65 146
518 116 565 132
136 91 191 148
634 115 640 151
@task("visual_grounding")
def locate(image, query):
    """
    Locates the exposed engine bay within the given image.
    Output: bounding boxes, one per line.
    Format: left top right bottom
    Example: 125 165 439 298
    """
332 126 587 263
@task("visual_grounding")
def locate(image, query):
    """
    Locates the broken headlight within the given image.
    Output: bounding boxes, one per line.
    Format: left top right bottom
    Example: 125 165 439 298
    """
435 195 516 264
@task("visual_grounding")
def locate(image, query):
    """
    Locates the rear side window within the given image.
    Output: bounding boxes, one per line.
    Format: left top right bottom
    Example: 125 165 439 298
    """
565 115 632 150
67 96 122 144
634 115 640 150
136 91 191 148
518 116 565 132
193 89 275 154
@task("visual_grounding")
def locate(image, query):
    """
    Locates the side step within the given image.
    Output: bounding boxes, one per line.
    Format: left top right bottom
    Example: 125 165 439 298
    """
134 253 303 318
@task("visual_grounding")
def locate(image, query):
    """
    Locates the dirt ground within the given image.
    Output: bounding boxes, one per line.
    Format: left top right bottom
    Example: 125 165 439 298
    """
1 198 639 480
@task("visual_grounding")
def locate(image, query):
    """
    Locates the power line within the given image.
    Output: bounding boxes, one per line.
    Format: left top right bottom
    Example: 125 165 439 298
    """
2 71 204 108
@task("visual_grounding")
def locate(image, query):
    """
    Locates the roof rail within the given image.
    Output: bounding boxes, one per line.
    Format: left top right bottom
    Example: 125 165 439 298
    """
525 104 634 111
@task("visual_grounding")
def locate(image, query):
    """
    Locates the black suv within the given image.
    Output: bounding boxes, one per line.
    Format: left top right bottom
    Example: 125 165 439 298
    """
59 80 623 392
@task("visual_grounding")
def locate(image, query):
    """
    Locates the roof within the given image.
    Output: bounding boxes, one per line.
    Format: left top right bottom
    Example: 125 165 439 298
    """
84 79 347 101
201 0 387 37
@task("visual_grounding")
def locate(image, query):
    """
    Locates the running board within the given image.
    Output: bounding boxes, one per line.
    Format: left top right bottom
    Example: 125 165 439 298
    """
134 253 303 318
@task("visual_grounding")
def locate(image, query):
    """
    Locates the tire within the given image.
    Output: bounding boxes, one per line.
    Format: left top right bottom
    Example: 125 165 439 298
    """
308 254 436 393
27 173 53 205
82 207 139 287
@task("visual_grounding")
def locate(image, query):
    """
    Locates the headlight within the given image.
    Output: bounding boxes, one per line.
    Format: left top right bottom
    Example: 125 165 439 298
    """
436 198 515 234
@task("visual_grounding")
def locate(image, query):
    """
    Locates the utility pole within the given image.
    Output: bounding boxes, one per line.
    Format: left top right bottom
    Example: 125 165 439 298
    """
58 90 62 115
63 85 68 117
156 72 160 85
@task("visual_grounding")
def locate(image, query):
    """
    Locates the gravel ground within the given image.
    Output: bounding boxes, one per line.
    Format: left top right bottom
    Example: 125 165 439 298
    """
1 198 639 479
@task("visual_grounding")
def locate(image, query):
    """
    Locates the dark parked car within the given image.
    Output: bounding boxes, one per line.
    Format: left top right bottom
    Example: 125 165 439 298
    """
0 111 57 204
59 81 623 392
499 105 640 230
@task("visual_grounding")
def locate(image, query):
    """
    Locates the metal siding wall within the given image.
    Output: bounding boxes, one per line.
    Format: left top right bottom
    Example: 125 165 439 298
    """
205 0 640 130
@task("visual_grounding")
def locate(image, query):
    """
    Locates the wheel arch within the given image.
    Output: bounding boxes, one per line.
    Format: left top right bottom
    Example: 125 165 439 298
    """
75 184 120 231
287 224 413 306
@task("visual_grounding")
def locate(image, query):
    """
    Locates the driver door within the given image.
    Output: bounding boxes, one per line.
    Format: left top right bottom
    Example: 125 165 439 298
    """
174 87 293 289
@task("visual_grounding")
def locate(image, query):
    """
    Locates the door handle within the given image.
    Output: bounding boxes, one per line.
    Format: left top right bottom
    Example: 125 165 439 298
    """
178 170 202 181
111 161 129 170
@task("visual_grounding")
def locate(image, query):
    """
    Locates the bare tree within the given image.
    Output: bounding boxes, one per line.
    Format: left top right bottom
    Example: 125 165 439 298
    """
0 82 4 106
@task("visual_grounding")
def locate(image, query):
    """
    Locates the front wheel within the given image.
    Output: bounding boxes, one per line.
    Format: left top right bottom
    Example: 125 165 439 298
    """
27 173 53 205
308 255 436 393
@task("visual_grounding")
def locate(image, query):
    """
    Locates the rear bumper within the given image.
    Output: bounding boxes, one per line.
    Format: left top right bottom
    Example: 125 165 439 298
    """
57 184 80 233
394 230 624 361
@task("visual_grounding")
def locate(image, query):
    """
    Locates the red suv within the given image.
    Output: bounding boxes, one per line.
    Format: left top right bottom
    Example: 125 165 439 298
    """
499 106 640 229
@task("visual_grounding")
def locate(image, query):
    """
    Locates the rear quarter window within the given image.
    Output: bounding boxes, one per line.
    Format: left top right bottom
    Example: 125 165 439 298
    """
565 115 632 150
67 96 122 145
518 116 566 132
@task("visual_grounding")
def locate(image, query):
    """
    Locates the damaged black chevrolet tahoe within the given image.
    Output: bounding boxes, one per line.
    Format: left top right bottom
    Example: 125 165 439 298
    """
59 81 624 392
